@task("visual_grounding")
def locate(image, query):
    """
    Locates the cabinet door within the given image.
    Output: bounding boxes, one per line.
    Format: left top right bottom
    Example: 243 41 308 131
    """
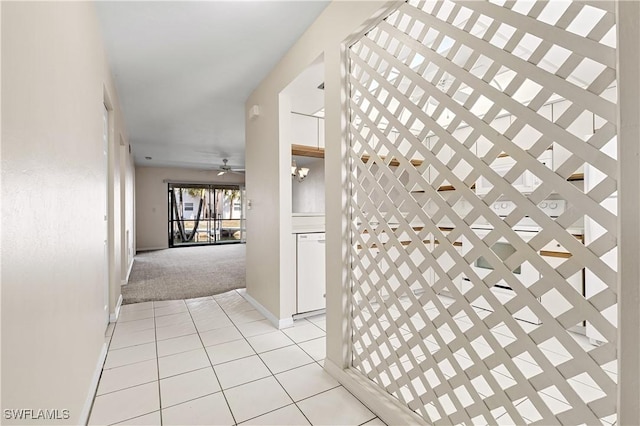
297 234 326 313
291 113 319 147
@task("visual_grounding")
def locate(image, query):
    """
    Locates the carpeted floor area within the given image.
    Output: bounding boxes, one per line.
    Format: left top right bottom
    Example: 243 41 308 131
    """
122 244 245 304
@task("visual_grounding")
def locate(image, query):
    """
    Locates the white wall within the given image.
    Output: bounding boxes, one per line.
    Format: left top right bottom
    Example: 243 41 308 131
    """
1 2 131 423
134 166 244 251
245 0 390 342
292 157 325 213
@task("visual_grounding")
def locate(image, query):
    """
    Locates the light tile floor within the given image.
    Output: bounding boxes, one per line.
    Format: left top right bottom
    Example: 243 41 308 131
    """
90 289 382 426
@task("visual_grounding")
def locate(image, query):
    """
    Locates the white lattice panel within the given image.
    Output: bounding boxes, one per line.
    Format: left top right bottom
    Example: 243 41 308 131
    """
347 1 618 424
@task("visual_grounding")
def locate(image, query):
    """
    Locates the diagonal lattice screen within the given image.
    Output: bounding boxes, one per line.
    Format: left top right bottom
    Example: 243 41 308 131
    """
347 1 617 424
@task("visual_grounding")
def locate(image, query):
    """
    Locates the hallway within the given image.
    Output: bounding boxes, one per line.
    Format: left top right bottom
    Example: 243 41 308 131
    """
90 290 382 425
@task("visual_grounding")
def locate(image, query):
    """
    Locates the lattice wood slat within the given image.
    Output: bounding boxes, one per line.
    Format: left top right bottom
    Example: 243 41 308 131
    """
348 1 618 424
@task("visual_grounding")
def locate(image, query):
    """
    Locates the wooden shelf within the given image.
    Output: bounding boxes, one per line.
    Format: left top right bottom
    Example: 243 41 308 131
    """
360 154 423 167
292 144 324 158
540 250 572 258
567 173 584 181
437 183 476 192
437 185 456 192
434 240 463 247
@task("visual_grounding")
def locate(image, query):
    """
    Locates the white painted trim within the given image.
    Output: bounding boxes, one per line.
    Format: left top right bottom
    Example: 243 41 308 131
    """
292 308 325 320
79 342 108 426
136 246 167 252
242 291 294 329
109 294 122 323
324 359 426 426
121 258 134 286
617 2 640 423
326 1 404 374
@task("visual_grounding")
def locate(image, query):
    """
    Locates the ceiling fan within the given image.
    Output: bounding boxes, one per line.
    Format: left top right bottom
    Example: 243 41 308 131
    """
217 159 245 176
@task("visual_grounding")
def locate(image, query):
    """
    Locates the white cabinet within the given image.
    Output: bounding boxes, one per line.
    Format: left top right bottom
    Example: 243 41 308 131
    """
291 113 317 147
291 113 324 148
296 232 326 313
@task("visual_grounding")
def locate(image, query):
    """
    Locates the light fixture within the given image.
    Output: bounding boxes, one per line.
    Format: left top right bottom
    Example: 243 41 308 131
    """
249 105 260 120
291 160 309 182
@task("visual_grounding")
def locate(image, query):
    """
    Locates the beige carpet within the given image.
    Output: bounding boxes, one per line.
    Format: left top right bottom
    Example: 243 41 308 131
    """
123 244 245 304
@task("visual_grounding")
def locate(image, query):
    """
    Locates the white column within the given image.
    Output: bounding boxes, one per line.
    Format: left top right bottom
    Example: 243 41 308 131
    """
617 1 640 423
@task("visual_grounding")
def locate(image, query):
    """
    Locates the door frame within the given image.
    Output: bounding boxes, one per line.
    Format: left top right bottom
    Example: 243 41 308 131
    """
167 182 245 248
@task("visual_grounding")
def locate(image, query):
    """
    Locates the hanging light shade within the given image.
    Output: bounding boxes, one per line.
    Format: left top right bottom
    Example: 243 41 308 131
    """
291 160 310 182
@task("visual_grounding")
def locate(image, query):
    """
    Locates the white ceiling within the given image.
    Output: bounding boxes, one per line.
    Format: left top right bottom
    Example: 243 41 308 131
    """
284 54 324 116
96 1 329 170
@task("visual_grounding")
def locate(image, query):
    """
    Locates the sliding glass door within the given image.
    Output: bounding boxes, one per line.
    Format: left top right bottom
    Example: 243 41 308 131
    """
168 183 245 247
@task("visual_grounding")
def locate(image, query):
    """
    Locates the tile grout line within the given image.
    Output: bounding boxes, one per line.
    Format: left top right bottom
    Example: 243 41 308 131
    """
232 304 332 425
219 294 316 424
226 291 304 425
86 318 119 424
95 377 159 398
288 318 378 426
95 307 159 425
218 292 369 425
158 390 221 412
106 410 160 426
118 293 333 425
244 336 311 425
103 349 157 370
185 297 239 425
151 300 164 426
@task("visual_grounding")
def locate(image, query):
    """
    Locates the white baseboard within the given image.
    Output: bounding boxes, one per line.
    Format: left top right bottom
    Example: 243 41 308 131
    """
242 291 294 329
121 259 135 286
323 359 427 426
137 246 167 252
109 294 123 323
79 342 108 425
293 308 325 320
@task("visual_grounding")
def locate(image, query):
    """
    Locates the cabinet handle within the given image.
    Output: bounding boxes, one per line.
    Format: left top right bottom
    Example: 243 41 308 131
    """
318 240 326 243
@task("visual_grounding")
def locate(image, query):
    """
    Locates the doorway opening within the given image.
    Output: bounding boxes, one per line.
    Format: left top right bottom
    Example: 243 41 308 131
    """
168 183 245 247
